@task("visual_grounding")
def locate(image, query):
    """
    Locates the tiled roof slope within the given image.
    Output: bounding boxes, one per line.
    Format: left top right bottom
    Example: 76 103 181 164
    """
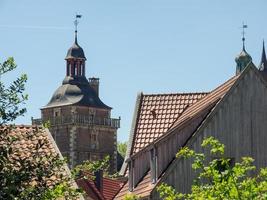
76 178 105 200
115 171 152 200
102 178 125 200
116 76 239 199
77 175 125 200
0 125 57 158
0 125 81 198
170 76 239 132
132 92 208 154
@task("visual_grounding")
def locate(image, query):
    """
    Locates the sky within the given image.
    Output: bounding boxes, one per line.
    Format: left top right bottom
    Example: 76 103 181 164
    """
0 0 267 142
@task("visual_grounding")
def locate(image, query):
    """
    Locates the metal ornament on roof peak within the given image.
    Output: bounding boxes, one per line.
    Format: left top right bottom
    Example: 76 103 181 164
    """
259 40 267 72
65 14 86 60
241 22 248 51
235 22 252 75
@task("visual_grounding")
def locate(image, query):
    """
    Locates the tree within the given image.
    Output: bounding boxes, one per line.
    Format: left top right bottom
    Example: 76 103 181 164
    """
0 57 27 124
0 57 81 199
118 141 127 158
157 137 267 200
73 155 110 179
123 194 140 200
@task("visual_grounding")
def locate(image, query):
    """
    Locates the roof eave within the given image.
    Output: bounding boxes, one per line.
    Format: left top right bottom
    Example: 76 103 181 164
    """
119 92 143 175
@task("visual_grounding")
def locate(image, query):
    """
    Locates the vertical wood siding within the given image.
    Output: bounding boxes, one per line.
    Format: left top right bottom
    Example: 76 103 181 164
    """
151 69 267 199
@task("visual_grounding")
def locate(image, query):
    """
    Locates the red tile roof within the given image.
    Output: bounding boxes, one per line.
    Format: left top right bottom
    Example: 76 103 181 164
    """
77 178 105 200
102 178 125 200
115 171 152 200
170 76 238 132
77 175 125 200
116 76 239 199
0 125 75 190
132 93 208 154
0 125 57 157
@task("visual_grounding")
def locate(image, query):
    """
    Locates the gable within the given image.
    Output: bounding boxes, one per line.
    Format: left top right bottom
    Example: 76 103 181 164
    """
152 64 267 197
132 92 208 154
120 92 208 175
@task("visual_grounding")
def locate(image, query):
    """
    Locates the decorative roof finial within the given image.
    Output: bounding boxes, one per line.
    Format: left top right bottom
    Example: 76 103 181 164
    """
259 39 267 72
74 14 82 44
241 22 248 50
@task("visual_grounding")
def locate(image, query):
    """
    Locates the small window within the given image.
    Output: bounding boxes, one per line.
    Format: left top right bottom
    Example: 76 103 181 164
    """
53 108 61 117
92 134 96 141
90 134 98 149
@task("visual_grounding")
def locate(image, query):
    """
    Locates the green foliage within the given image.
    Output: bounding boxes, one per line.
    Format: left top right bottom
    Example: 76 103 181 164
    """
118 141 127 158
0 58 81 199
123 193 140 200
72 155 110 179
0 57 28 124
157 136 267 200
42 120 51 129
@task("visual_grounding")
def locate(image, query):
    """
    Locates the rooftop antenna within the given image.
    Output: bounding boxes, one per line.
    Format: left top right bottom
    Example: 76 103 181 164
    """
74 14 82 43
241 22 248 50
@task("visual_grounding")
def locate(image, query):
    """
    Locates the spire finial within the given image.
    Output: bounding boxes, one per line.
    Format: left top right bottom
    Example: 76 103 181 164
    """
74 14 82 44
241 22 248 50
259 39 267 72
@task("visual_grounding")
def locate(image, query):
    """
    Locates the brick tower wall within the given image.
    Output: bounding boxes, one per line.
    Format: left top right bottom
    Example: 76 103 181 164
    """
41 105 118 173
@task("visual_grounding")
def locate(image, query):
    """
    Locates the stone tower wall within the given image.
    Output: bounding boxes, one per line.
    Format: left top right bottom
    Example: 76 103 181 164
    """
41 105 118 172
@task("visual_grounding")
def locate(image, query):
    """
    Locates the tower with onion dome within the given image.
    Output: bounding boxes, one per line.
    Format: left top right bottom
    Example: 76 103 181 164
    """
34 16 120 172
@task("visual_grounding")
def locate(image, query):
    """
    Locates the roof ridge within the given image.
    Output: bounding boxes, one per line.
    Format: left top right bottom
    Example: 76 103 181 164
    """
131 75 238 158
151 64 261 196
142 92 209 97
209 75 238 93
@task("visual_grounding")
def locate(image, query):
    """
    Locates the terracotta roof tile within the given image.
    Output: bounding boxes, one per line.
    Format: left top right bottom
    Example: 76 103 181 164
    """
115 171 152 200
77 175 125 200
131 92 208 154
0 125 72 189
117 76 239 199
102 178 125 200
170 76 239 131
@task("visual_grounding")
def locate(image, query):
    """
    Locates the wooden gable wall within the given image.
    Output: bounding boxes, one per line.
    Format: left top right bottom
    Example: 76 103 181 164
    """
151 65 267 199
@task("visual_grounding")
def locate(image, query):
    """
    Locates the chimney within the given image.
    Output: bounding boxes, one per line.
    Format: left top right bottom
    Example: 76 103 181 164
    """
89 77 99 96
94 170 103 193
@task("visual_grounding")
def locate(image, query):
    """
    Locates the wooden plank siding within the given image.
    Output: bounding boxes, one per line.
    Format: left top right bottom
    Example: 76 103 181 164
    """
125 103 213 195
133 151 150 188
151 66 267 199
156 111 212 178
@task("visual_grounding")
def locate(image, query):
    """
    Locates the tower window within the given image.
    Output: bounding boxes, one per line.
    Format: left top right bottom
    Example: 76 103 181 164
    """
53 108 61 117
90 133 98 149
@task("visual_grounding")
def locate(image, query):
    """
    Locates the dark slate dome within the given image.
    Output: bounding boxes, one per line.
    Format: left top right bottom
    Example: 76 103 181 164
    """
235 49 252 63
44 76 111 109
235 47 252 75
65 38 86 60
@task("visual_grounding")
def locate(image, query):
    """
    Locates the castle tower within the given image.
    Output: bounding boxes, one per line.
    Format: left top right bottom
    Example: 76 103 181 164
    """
36 17 120 172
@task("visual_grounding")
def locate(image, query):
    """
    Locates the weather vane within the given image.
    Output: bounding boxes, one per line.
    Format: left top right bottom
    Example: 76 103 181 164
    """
74 14 82 43
74 14 82 33
241 22 248 50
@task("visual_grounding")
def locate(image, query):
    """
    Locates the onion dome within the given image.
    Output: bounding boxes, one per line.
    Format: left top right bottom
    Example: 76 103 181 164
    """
235 48 252 64
235 45 252 75
44 76 111 109
65 34 86 60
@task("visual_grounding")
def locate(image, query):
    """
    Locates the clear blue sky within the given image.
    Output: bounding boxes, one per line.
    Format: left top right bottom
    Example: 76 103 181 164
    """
0 0 266 142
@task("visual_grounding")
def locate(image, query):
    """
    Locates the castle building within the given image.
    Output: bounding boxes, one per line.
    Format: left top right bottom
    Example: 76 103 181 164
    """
33 27 120 172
